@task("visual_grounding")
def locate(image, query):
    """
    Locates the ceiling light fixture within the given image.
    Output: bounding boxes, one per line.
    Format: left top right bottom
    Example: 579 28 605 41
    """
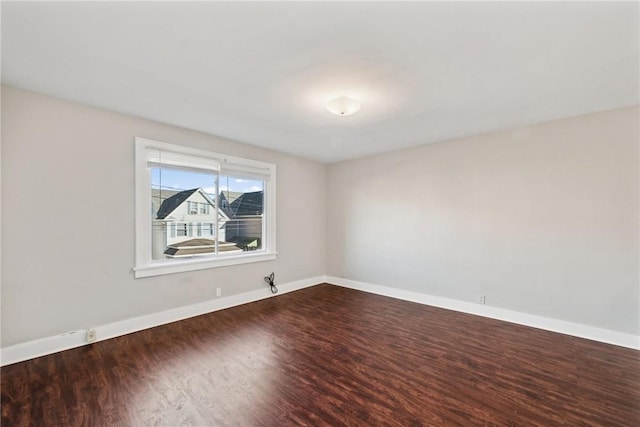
326 96 361 116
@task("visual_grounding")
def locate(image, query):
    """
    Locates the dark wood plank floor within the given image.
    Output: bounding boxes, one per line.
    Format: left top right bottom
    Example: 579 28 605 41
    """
2 284 639 426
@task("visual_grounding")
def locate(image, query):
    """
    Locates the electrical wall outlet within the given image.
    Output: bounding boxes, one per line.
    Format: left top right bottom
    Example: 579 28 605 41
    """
216 287 222 297
86 328 97 343
478 295 486 305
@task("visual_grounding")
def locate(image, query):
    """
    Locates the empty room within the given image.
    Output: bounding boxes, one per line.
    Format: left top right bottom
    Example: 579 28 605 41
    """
1 1 639 426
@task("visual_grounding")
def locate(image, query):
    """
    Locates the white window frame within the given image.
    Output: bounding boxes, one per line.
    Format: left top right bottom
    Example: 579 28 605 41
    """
134 137 277 278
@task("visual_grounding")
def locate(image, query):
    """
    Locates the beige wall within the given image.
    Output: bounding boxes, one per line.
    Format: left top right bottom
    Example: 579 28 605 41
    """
2 85 638 346
1 86 327 346
327 107 639 335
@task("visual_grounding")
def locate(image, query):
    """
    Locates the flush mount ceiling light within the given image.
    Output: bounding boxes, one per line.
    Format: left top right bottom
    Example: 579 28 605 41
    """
326 96 362 116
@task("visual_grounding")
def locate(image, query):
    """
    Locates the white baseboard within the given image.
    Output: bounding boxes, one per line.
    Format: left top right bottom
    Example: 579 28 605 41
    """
3 274 637 366
0 276 323 366
324 276 640 350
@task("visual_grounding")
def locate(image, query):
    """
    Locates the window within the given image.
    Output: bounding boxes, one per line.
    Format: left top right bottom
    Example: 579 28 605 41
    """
187 201 198 215
202 222 214 237
134 137 276 278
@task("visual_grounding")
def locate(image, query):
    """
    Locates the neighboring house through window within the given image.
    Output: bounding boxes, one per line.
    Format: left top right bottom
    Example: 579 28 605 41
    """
134 137 276 278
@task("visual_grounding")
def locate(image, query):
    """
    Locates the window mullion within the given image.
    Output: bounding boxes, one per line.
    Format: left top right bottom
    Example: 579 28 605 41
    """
214 173 219 257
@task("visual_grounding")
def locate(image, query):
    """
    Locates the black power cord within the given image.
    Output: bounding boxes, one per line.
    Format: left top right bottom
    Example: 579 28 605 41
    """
264 272 278 294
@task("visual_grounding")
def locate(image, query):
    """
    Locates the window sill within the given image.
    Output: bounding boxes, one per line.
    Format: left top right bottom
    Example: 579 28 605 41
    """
133 252 277 278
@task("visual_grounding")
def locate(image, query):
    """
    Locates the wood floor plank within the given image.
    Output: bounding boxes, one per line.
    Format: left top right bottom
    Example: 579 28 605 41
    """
2 284 639 426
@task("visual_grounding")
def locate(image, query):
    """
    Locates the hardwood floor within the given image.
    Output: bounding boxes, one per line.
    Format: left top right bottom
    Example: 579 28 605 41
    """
2 284 639 426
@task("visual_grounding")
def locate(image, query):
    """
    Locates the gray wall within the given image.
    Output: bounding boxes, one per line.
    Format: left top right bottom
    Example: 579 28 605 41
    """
1 86 327 346
327 107 639 335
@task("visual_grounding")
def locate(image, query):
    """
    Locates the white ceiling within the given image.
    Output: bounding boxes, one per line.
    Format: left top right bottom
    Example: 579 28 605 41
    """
2 1 638 163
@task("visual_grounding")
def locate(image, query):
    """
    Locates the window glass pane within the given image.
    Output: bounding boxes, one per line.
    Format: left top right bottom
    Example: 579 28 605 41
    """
151 167 218 260
219 175 264 252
